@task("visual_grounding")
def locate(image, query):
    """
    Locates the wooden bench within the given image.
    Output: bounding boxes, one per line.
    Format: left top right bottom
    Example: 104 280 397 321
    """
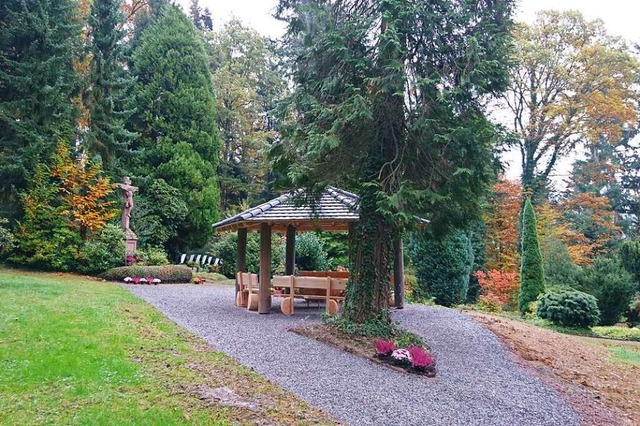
272 275 347 316
236 272 259 311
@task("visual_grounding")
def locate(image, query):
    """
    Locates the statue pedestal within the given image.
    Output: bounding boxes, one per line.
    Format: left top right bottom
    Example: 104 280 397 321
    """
125 229 138 256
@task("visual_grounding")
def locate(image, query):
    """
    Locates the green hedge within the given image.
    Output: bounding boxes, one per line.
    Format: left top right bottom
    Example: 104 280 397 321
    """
102 265 192 283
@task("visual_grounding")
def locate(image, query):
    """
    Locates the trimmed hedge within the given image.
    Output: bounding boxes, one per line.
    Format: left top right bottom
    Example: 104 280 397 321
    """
537 290 600 328
102 265 192 283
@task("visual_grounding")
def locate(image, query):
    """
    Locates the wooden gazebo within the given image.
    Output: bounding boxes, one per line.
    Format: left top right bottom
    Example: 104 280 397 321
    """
212 186 406 314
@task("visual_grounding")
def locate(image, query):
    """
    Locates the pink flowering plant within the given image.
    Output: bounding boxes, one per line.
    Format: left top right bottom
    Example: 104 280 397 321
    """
374 340 396 357
371 336 436 377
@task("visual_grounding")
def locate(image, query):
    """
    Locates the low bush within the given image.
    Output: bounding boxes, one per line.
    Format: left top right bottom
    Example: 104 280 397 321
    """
536 290 600 328
592 325 640 342
578 258 635 326
77 225 125 275
625 297 640 327
102 265 192 283
138 247 169 266
474 269 519 308
0 218 15 259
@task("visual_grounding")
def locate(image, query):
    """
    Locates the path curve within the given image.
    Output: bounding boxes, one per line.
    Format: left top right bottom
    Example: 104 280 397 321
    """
126 283 578 426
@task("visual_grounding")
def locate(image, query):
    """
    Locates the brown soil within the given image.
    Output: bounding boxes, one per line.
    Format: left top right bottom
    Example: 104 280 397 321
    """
469 312 640 426
291 324 435 379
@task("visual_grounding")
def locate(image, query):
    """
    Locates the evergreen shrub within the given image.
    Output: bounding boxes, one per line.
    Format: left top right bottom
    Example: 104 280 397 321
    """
295 233 329 271
578 258 635 326
103 265 192 283
408 229 474 307
519 198 546 313
536 290 600 328
77 224 125 275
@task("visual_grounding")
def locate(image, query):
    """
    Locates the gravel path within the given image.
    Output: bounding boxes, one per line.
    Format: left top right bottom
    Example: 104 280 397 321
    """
126 283 579 426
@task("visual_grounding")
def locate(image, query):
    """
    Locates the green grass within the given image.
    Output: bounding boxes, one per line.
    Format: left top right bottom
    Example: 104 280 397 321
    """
0 269 333 425
606 346 640 366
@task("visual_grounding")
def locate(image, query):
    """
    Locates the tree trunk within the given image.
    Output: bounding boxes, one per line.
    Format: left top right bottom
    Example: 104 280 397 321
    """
343 184 396 324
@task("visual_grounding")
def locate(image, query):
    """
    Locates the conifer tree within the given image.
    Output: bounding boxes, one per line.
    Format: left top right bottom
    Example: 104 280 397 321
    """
0 0 80 220
84 0 135 171
130 5 220 252
519 197 546 313
273 0 515 325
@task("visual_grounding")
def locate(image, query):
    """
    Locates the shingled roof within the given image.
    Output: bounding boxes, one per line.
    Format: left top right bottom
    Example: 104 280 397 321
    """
212 186 361 232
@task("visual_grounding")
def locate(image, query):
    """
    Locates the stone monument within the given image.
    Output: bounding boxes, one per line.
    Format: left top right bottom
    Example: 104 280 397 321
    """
117 177 139 255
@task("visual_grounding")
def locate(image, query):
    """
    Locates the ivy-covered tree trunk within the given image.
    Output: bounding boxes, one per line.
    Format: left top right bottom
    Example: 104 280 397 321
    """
344 181 396 323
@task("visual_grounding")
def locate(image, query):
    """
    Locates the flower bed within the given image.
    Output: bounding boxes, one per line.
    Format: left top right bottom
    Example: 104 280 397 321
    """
374 339 436 377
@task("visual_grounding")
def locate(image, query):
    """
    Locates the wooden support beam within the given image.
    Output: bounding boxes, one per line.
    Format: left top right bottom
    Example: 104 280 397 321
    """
259 222 272 314
236 228 247 302
393 236 405 309
285 225 296 275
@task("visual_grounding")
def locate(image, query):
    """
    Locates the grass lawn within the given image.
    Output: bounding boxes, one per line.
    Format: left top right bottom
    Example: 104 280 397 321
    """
0 269 334 425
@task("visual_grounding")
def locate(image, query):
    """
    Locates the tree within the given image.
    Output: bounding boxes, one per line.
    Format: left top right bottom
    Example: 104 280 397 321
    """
409 229 474 307
273 0 515 325
0 0 80 221
503 11 639 198
484 178 522 274
188 0 212 31
129 5 220 252
11 143 116 271
83 0 136 171
207 19 285 212
519 197 546 313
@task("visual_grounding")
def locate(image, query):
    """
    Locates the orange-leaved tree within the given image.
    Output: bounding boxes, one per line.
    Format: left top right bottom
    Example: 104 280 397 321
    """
50 143 116 240
473 270 519 308
484 178 522 274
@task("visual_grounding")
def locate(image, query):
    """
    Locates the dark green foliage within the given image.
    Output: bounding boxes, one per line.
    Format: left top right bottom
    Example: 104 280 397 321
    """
408 229 474 307
138 247 170 266
210 232 284 278
625 297 640 327
578 258 635 326
273 0 515 323
132 179 189 252
519 198 546 313
620 240 640 288
0 0 80 220
129 5 220 251
467 221 486 303
537 290 601 328
295 233 329 271
0 218 15 259
77 224 126 275
540 235 583 288
84 0 135 170
102 265 193 283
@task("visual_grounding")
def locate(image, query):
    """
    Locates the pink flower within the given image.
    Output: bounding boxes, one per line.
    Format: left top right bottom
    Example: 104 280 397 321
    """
408 346 435 369
391 348 412 364
374 339 396 356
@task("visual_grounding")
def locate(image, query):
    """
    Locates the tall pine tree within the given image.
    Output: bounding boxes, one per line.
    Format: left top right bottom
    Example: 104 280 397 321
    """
0 0 80 220
83 0 135 172
272 0 515 325
129 5 220 252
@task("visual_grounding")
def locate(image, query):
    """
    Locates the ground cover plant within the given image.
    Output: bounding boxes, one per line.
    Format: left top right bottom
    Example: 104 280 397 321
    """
0 269 335 425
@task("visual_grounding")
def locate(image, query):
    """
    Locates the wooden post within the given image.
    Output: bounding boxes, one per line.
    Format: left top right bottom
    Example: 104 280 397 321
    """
259 222 272 314
285 225 296 275
393 236 405 309
236 228 247 301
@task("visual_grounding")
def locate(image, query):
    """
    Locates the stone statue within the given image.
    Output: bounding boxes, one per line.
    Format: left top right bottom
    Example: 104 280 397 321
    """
117 177 138 233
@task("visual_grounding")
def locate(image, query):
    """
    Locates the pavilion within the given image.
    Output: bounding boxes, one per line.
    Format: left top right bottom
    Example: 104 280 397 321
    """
212 186 407 314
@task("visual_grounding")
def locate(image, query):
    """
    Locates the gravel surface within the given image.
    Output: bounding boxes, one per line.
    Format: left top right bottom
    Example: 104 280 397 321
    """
126 283 579 426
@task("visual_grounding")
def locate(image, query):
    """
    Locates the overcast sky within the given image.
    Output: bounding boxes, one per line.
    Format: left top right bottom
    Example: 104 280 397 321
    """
185 0 640 42
182 0 640 184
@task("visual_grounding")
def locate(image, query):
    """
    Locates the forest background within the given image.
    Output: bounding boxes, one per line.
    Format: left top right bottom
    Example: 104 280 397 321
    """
1 0 640 326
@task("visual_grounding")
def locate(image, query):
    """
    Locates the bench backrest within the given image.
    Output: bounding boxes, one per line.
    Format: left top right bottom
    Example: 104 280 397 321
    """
238 272 259 290
299 270 350 279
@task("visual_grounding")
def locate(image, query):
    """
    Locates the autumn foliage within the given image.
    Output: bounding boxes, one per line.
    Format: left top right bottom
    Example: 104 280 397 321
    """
484 178 522 273
474 269 519 307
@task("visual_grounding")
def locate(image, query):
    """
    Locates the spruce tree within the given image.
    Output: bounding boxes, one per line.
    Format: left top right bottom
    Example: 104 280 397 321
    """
0 0 80 220
84 0 135 171
130 5 220 252
519 197 546 313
